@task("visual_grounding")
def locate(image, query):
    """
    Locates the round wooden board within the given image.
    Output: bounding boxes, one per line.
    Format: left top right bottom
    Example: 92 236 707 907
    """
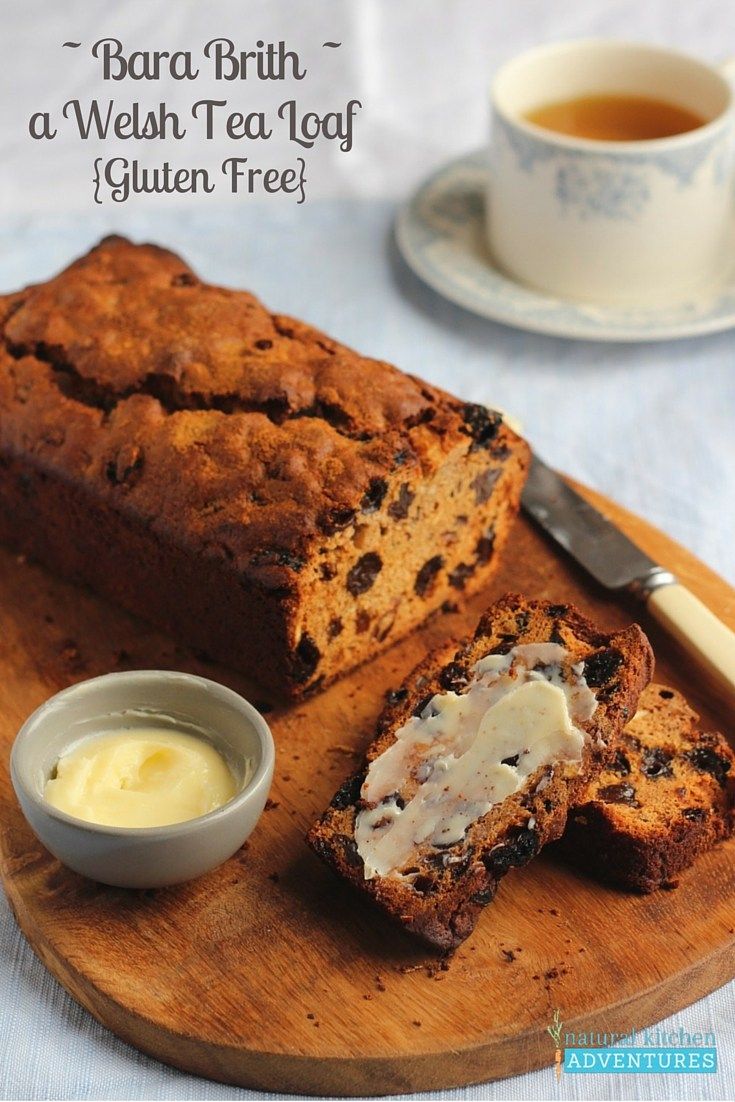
0 481 733 1096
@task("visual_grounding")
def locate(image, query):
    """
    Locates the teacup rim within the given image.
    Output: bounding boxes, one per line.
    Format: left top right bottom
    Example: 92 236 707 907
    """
491 37 734 155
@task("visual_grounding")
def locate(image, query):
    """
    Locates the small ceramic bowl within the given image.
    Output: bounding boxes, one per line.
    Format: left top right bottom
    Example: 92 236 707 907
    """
10 670 275 889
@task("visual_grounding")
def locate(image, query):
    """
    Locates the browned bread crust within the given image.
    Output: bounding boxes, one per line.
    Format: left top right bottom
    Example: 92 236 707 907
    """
307 595 654 949
560 684 735 892
0 237 529 697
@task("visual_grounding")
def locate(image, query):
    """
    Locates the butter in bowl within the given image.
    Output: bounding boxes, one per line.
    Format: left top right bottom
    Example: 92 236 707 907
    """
10 670 275 888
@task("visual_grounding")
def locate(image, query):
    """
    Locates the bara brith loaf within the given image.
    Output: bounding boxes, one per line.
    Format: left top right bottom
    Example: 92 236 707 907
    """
0 236 530 696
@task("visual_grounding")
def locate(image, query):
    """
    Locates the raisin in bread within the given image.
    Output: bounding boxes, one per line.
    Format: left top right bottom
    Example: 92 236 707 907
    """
307 595 654 949
0 237 529 697
560 684 734 892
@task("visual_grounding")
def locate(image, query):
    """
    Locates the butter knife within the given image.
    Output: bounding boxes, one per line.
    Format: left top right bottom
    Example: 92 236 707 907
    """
522 454 735 699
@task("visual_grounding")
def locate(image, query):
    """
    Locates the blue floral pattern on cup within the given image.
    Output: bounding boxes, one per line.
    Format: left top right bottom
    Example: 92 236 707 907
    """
556 164 650 220
494 115 724 192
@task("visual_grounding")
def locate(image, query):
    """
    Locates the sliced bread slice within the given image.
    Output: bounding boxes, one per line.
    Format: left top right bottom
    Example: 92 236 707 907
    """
560 683 735 892
307 594 653 949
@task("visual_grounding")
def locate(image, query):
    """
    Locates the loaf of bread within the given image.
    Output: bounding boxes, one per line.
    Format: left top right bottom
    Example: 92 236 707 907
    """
0 237 529 697
307 595 654 948
560 684 735 891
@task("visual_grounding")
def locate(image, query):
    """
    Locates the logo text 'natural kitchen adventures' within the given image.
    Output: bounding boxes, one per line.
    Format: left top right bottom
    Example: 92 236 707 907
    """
548 1010 718 1076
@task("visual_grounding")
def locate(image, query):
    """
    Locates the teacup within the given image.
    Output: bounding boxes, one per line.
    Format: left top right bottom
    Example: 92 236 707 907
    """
486 40 735 305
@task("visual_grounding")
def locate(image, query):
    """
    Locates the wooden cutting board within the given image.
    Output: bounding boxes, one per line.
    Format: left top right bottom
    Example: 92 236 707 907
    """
0 482 733 1096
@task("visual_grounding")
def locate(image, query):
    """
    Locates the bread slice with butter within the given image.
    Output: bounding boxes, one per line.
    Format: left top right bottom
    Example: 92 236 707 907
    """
307 594 653 949
560 683 735 892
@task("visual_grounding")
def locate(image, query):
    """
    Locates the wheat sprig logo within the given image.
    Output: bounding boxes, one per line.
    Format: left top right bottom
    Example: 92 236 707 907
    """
547 1008 564 1080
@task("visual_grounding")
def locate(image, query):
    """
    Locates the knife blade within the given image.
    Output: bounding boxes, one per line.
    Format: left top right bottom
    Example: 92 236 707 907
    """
521 453 672 593
521 453 735 699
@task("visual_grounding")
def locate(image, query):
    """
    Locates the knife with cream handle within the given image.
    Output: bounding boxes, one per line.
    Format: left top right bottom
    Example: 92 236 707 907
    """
522 454 735 699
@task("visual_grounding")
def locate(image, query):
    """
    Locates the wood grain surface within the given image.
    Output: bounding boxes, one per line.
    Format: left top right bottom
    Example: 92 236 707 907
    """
0 482 733 1096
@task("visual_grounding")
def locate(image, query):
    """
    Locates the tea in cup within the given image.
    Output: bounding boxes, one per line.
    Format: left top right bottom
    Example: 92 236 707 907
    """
487 41 735 305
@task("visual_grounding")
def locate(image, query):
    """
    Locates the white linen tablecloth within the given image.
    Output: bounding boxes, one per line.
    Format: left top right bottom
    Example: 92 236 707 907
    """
1 1 733 1099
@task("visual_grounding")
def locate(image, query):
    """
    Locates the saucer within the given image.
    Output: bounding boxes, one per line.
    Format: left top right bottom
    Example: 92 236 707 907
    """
395 150 735 342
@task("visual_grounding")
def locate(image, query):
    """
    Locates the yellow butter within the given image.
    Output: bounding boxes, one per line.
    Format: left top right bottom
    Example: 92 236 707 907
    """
45 728 238 828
